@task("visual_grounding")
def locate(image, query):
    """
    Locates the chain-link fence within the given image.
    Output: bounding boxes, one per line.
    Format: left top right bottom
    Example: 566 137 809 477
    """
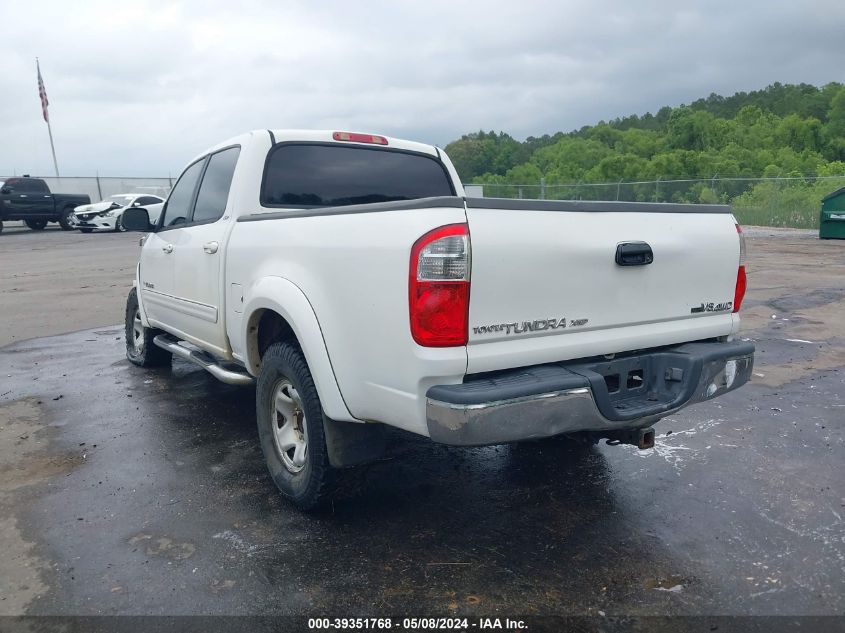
467 175 845 229
3 174 840 229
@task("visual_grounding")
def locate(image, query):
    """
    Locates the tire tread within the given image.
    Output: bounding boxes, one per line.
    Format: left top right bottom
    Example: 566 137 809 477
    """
257 342 337 510
124 288 172 367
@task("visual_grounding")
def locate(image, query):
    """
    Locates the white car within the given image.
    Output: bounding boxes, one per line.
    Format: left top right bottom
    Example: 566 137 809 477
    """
73 193 164 232
120 129 755 510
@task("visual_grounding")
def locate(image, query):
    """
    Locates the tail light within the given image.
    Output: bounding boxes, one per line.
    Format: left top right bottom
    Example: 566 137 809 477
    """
409 224 470 347
733 223 747 313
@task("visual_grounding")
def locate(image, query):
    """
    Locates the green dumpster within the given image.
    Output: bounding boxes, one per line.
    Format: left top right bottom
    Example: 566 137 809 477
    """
820 187 845 240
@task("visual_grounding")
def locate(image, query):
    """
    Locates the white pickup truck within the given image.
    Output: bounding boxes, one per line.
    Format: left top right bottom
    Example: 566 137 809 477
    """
122 129 754 509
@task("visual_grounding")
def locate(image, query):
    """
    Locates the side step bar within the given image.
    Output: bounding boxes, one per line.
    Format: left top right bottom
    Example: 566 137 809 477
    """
153 335 254 386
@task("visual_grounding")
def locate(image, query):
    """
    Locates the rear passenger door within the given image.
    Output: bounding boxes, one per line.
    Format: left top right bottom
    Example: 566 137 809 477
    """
170 146 241 354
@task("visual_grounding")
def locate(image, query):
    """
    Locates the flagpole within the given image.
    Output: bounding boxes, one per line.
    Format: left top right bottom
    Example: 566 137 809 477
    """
46 114 59 177
36 57 59 177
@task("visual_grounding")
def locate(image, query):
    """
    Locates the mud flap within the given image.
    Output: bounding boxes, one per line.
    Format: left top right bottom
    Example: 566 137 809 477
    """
323 418 386 468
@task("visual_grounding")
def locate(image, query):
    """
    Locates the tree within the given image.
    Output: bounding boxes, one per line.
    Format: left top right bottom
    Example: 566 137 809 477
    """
824 86 845 160
459 82 845 219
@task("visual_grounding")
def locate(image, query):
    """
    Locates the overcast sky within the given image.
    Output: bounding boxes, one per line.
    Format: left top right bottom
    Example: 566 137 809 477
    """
2 0 844 176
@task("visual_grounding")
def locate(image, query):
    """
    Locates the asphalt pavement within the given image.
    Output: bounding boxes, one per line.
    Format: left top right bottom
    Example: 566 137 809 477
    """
0 226 842 621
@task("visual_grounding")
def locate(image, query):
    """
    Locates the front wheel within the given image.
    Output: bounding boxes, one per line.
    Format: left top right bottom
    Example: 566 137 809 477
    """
58 206 76 231
125 288 172 367
25 219 48 230
256 342 336 510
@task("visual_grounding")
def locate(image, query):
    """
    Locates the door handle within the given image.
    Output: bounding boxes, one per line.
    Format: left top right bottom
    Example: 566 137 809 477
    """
162 244 173 254
203 241 219 254
19 194 27 198
615 242 653 266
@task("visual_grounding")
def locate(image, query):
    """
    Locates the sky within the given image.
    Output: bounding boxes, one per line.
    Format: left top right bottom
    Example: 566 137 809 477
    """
2 0 844 177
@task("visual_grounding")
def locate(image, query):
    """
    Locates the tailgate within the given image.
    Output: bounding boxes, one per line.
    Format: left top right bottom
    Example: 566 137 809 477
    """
464 199 741 374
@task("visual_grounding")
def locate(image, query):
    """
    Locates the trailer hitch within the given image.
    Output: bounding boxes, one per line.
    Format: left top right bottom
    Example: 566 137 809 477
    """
603 427 656 450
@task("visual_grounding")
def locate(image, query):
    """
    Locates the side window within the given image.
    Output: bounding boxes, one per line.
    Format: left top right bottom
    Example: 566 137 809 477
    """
136 196 160 206
161 160 205 227
31 180 49 193
192 147 240 224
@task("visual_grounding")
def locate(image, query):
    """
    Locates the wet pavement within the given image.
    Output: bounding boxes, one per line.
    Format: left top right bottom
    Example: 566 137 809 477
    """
0 231 843 618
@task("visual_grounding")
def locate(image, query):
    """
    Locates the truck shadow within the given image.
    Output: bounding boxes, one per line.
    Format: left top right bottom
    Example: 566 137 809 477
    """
147 362 674 610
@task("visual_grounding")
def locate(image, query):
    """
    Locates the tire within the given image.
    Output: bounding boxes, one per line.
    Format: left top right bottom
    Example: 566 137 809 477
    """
79 228 94 233
0 220 3 234
125 288 172 367
256 342 336 510
58 206 76 231
25 219 48 230
115 215 126 232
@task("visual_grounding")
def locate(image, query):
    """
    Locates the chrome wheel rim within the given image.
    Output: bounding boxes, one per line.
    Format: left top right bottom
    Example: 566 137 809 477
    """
132 307 144 354
271 378 308 473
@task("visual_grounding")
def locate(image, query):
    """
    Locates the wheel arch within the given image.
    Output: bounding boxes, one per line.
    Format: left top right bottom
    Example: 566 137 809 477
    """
242 277 356 423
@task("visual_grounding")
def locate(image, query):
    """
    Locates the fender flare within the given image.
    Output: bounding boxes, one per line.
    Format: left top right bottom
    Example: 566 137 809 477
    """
241 276 356 423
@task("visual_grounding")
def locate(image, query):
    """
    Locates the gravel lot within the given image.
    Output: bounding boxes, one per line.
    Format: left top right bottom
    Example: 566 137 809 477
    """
0 224 843 621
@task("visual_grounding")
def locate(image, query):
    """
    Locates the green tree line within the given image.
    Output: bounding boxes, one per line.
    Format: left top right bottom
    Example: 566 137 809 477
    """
445 82 845 227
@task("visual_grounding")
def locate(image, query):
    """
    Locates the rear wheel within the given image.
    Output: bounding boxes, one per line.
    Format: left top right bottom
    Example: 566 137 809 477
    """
25 219 48 230
125 288 172 367
58 206 76 231
256 342 336 510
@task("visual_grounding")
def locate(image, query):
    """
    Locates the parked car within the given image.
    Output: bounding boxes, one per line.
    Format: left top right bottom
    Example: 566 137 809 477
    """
121 129 755 510
0 176 91 232
73 193 165 233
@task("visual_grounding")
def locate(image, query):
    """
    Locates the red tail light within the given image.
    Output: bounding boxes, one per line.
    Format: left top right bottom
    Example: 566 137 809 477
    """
332 131 388 145
409 224 470 347
734 224 747 313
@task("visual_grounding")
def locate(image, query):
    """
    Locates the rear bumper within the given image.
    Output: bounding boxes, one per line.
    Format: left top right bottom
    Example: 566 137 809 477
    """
426 340 754 446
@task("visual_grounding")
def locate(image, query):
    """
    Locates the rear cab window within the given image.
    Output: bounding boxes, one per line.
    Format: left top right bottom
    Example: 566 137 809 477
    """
2 178 48 193
260 143 454 208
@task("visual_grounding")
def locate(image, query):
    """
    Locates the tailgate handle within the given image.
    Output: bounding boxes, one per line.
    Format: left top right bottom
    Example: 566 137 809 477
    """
616 242 653 266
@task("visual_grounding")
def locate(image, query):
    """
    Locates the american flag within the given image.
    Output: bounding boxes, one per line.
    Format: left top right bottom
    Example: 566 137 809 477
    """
37 59 49 123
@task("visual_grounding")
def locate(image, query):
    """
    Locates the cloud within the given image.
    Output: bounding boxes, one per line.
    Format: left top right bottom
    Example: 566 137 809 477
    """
1 0 842 176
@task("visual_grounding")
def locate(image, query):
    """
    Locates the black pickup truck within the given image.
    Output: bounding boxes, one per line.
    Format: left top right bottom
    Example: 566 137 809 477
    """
0 176 91 232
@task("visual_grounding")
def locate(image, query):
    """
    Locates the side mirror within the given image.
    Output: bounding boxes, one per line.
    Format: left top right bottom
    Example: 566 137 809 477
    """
122 207 153 232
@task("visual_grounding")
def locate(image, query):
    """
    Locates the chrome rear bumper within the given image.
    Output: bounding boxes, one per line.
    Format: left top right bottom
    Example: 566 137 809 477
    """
426 340 754 446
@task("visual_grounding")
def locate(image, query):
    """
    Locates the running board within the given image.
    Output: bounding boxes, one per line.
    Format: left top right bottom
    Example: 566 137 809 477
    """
153 335 254 386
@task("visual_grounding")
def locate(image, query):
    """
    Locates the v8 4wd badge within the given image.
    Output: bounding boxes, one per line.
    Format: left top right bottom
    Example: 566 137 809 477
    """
691 301 732 313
